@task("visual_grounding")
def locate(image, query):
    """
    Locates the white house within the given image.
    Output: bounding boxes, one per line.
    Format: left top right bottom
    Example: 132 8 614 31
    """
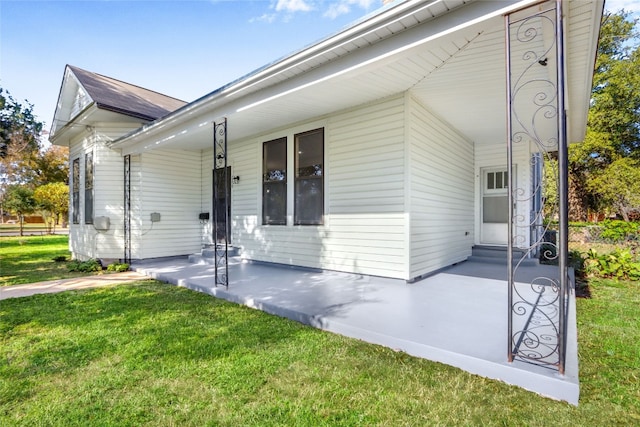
50 0 603 283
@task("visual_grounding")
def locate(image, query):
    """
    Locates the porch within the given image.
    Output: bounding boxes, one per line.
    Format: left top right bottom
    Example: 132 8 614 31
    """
132 256 579 404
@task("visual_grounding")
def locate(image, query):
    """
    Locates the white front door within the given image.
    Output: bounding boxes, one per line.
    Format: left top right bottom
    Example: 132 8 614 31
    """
480 167 510 245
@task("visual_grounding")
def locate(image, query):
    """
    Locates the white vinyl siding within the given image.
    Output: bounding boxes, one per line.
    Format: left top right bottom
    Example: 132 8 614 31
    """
232 95 407 278
92 135 123 259
67 124 143 261
408 95 474 279
325 95 406 277
137 149 202 258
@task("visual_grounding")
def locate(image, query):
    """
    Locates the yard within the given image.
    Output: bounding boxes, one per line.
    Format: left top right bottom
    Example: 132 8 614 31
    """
0 236 638 425
0 235 84 286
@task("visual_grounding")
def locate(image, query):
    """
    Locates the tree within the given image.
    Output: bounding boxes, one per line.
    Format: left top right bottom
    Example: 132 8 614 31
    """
587 157 640 221
0 88 44 188
8 144 70 187
0 87 42 160
34 145 69 186
568 11 640 221
34 182 69 232
1 88 68 204
2 184 36 236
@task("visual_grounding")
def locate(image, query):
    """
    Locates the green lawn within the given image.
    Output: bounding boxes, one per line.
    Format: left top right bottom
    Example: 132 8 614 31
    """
0 278 638 426
0 235 86 286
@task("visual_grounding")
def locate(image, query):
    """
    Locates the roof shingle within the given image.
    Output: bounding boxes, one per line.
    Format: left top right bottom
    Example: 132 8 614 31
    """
69 65 187 121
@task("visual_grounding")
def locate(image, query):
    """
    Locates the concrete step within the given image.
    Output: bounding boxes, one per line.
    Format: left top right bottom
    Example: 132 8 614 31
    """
189 245 240 265
469 246 538 266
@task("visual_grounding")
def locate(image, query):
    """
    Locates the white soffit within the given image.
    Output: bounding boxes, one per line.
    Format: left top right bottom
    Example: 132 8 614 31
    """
115 0 601 154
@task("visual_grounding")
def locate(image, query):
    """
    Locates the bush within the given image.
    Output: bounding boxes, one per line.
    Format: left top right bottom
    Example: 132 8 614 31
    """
599 220 640 242
583 248 640 280
67 259 102 273
106 262 129 272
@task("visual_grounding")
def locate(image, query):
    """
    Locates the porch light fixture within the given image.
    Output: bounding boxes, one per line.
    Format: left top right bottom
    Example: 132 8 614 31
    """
232 175 240 184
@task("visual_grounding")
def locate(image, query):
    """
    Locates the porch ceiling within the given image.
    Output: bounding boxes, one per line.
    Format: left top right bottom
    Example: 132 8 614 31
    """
115 0 601 155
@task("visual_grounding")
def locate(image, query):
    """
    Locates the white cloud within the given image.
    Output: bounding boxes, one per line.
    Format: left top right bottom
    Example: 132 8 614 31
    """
252 0 379 24
323 0 377 19
324 3 351 19
275 0 313 13
605 0 640 14
250 13 278 24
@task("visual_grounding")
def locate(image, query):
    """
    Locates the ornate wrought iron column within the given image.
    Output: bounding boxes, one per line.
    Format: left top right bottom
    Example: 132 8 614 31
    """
506 0 569 374
213 118 229 288
124 154 131 264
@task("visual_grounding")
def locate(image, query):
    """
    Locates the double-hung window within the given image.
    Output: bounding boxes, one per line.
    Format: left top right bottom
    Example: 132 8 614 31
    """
72 158 80 224
262 137 287 225
294 128 324 225
84 152 94 224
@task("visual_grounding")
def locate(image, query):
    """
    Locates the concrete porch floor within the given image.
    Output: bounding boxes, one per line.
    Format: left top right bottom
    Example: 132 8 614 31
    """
132 257 579 404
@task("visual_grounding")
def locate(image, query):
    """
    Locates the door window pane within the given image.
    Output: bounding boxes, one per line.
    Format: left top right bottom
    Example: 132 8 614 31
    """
295 128 323 225
263 137 287 225
483 195 509 223
487 172 495 190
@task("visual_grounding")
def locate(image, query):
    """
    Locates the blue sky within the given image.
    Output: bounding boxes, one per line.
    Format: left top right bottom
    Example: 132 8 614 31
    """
0 0 381 131
0 0 636 133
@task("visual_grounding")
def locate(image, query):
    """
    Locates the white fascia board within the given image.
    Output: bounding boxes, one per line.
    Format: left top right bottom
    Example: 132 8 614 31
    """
49 102 98 146
111 0 536 152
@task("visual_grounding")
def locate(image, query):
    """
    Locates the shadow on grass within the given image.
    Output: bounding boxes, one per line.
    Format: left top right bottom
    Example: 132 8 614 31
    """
0 280 313 376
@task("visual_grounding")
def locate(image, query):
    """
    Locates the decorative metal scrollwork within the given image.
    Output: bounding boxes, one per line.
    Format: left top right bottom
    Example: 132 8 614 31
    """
511 278 560 367
213 118 229 288
507 1 568 374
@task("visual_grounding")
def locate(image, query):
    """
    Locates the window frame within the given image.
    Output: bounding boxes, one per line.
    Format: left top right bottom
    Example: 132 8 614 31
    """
294 128 324 226
84 151 94 224
72 157 80 224
262 137 288 226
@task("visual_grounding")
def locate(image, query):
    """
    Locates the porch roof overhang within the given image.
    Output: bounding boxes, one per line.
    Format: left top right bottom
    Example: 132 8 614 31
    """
49 102 147 147
109 0 603 156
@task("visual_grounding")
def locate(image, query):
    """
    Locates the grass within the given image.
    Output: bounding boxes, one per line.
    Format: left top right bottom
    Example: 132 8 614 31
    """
0 279 638 426
0 235 88 286
1 235 638 424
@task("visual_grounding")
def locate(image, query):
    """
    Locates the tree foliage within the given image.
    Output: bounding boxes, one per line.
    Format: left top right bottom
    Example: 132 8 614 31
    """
0 86 69 189
588 157 640 221
34 182 69 232
5 144 70 187
0 87 42 160
569 11 640 221
2 184 36 236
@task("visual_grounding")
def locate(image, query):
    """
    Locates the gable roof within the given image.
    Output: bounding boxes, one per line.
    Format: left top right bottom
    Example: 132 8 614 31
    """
50 65 187 144
67 65 186 121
